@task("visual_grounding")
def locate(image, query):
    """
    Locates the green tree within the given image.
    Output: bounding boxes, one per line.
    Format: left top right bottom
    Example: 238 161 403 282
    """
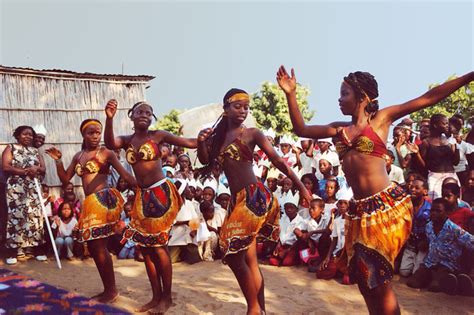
251 81 314 136
151 109 182 135
410 75 473 126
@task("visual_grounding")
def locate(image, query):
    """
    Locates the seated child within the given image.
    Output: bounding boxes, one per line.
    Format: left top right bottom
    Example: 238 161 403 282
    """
199 200 223 261
168 179 201 264
297 197 332 272
52 202 78 260
407 198 474 295
317 189 352 283
442 182 474 230
400 178 431 277
269 191 306 266
118 202 137 259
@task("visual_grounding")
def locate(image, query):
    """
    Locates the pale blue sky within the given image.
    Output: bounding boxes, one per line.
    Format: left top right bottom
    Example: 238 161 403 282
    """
1 0 472 125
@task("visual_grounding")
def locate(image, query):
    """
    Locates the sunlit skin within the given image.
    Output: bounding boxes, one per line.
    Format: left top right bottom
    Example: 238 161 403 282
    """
277 65 473 315
44 121 136 304
104 99 197 313
197 92 311 315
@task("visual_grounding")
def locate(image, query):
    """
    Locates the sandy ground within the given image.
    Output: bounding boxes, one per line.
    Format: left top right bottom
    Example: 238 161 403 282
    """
1 257 473 314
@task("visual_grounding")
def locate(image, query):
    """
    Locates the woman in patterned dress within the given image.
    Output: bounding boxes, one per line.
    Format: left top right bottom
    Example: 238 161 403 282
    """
2 126 46 265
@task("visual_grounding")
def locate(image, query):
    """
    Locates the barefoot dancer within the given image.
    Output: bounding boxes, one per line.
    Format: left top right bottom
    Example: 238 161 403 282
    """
277 66 473 315
104 99 197 313
46 119 136 303
197 89 311 315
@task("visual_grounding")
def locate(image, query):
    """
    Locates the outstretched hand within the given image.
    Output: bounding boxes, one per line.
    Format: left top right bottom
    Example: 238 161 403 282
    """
105 99 118 119
45 147 62 160
276 65 297 94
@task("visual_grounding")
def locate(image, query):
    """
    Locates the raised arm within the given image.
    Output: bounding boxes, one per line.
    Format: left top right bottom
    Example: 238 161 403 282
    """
276 66 344 138
381 71 474 123
196 128 213 165
44 147 77 184
160 130 197 149
104 99 128 150
254 129 311 203
106 149 137 187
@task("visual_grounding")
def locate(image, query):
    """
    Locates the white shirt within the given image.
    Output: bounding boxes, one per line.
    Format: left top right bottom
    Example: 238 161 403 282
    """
169 200 199 246
299 153 317 175
452 139 469 173
305 214 331 242
52 217 78 238
388 164 405 185
279 214 306 245
330 215 345 255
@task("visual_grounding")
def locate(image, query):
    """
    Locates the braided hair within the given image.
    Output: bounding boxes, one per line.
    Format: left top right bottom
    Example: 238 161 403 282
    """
343 71 379 117
429 113 447 134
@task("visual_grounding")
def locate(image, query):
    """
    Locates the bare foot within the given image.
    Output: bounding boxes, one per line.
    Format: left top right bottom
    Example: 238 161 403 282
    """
148 296 174 314
91 292 106 300
97 291 119 303
135 299 160 313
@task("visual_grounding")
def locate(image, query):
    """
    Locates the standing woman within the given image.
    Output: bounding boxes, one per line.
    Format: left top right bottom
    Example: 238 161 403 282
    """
277 66 473 315
104 99 197 313
2 126 46 265
419 114 460 200
197 89 311 315
45 119 136 303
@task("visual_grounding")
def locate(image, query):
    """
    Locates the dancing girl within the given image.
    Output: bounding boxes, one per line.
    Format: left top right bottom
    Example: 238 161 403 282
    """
276 66 473 314
197 88 311 315
104 99 197 313
46 119 136 303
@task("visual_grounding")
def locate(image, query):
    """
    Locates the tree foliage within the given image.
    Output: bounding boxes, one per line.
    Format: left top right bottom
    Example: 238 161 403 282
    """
250 81 314 136
151 109 182 135
410 75 474 126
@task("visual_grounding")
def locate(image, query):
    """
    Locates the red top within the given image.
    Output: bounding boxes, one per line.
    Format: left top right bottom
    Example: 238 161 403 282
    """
334 125 388 160
448 207 474 231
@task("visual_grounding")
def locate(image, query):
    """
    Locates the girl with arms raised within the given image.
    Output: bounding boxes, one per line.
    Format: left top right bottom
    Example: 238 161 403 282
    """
104 100 197 313
277 66 473 315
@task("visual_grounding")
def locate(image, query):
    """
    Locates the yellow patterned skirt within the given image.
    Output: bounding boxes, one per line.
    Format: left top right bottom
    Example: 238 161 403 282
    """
122 178 183 247
220 182 280 259
76 188 124 242
344 182 413 289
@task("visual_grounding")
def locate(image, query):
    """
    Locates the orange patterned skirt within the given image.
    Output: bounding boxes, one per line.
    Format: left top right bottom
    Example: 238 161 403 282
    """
220 182 280 259
344 182 413 289
122 179 183 247
76 188 124 242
